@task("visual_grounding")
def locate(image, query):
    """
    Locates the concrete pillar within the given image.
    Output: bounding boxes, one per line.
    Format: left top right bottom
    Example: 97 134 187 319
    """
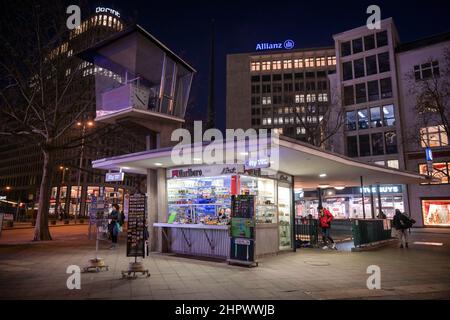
157 168 168 253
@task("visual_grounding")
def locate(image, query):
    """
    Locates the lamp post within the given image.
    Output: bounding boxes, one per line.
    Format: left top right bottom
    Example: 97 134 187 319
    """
56 166 68 220
75 121 94 224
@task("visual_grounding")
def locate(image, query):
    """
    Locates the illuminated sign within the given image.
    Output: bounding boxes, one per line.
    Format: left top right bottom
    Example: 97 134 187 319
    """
425 147 433 162
105 172 124 182
245 158 270 170
96 7 120 18
359 186 401 194
256 39 295 51
0 196 6 201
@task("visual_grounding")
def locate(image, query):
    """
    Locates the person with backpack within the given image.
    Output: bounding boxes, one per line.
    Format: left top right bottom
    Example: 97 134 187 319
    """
393 209 415 248
109 204 121 249
319 207 336 250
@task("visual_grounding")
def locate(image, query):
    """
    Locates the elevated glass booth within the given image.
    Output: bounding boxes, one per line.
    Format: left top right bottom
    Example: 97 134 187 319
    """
77 25 195 133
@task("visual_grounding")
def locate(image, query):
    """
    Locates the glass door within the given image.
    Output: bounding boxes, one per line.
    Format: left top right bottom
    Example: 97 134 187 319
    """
278 186 292 249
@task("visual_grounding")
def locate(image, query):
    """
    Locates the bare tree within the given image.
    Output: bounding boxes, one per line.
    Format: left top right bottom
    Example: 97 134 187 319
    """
0 1 125 240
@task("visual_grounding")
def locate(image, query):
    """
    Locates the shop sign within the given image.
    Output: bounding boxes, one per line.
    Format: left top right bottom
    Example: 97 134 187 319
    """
256 39 295 51
3 214 14 221
168 165 244 179
244 158 270 170
96 7 120 18
0 196 6 201
105 172 124 182
358 185 402 194
277 174 292 183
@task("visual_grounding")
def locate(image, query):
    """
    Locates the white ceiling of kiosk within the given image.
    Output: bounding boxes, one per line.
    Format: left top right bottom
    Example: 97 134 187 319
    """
92 137 427 189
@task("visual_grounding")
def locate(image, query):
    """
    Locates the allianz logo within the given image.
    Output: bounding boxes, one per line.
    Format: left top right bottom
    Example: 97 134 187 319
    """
256 40 295 51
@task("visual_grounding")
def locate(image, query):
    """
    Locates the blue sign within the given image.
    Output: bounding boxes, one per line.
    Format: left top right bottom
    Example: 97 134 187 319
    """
256 40 295 51
426 148 433 162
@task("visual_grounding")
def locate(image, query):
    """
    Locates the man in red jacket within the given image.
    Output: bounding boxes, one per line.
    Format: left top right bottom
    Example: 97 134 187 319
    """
319 207 336 250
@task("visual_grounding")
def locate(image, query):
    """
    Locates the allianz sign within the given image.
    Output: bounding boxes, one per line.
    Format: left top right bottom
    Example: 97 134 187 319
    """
256 40 295 51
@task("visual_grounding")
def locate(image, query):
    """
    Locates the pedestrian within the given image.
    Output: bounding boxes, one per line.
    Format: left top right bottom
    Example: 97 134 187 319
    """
393 209 415 248
319 207 336 250
377 211 387 219
109 204 121 249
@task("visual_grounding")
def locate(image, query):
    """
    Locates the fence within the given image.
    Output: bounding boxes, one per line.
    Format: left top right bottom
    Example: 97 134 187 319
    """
352 219 393 247
295 218 319 248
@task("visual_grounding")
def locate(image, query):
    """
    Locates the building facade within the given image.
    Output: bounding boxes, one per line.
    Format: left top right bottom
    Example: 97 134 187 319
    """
227 47 336 142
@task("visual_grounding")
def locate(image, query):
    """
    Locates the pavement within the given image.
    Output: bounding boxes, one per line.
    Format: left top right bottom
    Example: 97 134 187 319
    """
0 225 449 300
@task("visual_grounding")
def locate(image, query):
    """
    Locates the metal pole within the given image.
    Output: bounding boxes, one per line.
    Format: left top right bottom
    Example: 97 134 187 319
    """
370 185 375 219
360 176 366 219
75 124 86 224
317 188 323 210
377 184 382 217
291 177 296 253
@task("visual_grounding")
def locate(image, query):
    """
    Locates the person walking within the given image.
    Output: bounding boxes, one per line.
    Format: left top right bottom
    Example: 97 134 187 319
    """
393 209 414 248
319 207 336 250
109 204 121 249
377 211 387 219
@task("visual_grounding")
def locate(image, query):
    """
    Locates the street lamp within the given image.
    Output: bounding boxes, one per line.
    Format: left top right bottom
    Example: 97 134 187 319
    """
75 121 95 223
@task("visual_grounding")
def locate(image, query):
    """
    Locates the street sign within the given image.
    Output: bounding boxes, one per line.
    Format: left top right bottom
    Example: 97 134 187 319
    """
426 147 434 175
426 147 433 162
105 172 124 182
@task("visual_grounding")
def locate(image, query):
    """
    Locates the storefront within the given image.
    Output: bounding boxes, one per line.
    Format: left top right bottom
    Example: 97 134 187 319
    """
154 164 293 260
296 185 404 219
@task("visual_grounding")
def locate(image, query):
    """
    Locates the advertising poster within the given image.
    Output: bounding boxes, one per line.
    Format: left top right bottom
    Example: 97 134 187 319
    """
127 194 146 258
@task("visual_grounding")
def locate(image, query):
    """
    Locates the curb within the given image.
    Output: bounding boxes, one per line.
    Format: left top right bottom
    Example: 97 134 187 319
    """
2 223 89 231
351 238 399 252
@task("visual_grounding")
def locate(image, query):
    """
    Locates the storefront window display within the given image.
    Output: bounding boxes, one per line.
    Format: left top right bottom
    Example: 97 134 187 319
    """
422 199 450 227
278 186 292 249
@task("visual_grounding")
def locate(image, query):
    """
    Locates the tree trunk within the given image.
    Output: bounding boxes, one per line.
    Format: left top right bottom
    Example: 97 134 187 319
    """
33 149 53 241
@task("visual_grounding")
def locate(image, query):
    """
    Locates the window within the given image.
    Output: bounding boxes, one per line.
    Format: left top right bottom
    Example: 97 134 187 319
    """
262 84 271 93
343 61 353 81
352 38 363 54
273 96 282 104
283 60 293 69
355 83 367 104
385 131 398 154
272 61 282 70
305 58 314 68
306 72 315 79
273 84 282 93
316 57 326 67
370 106 382 128
344 85 355 106
306 94 316 102
294 72 304 80
262 75 271 82
272 74 282 81
422 199 450 226
365 55 378 75
251 62 260 71
387 160 399 169
251 97 261 105
414 61 440 81
347 136 358 157
306 82 315 90
376 30 388 47
251 75 260 82
261 61 271 71
318 93 328 102
346 111 357 131
295 94 305 103
359 135 371 157
378 52 390 73
380 78 392 99
382 104 395 126
294 59 303 68
318 81 327 90
262 97 272 105
341 41 352 57
419 163 449 184
316 71 327 78
368 80 380 101
364 34 376 51
358 109 369 129
327 56 336 66
372 133 384 155
284 83 293 92
283 73 293 80
420 126 449 148
251 85 260 94
354 59 365 78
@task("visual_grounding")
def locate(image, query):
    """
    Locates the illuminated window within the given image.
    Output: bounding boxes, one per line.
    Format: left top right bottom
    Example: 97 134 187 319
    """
419 162 449 184
261 61 271 71
387 160 399 169
295 94 305 104
422 199 450 227
414 61 440 81
272 61 282 70
318 93 328 102
294 59 303 68
251 62 261 72
297 127 306 135
327 56 336 66
283 60 292 69
65 69 71 77
262 97 272 105
420 126 448 148
316 57 326 67
305 58 314 68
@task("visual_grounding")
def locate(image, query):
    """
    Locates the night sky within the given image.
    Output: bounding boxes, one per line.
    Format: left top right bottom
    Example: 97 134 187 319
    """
93 0 450 131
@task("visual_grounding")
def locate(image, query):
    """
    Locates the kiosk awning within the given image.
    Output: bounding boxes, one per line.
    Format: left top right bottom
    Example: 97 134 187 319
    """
92 135 429 188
